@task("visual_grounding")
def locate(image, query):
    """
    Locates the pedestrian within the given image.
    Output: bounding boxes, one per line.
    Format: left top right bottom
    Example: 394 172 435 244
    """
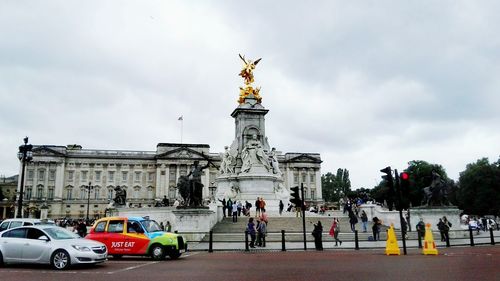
237 201 242 216
245 201 252 217
312 221 323 250
227 199 233 218
437 218 446 241
360 210 368 232
77 219 87 237
166 221 172 232
279 200 284 216
232 201 238 223
348 210 358 232
257 218 267 247
255 197 261 217
260 209 269 225
329 218 342 246
159 222 165 231
416 218 426 240
372 217 381 241
247 217 256 248
218 198 227 218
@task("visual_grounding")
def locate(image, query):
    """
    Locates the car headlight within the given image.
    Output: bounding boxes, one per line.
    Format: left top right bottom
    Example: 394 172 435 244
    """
72 245 91 252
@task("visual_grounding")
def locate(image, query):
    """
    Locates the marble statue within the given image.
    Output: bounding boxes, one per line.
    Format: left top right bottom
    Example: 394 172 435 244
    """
269 147 282 176
220 145 236 174
422 170 450 206
241 134 271 173
113 186 127 207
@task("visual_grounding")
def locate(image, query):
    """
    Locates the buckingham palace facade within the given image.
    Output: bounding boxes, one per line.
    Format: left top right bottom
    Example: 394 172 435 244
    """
15 143 322 219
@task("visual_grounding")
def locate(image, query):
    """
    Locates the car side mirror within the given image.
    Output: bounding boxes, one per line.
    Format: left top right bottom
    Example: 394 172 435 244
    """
38 235 50 242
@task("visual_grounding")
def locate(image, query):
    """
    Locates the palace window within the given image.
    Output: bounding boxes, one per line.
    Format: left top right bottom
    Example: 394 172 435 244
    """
148 172 154 182
108 171 115 182
28 170 34 180
48 187 54 200
107 188 114 200
302 173 306 183
49 170 56 181
311 189 316 200
38 170 45 181
37 185 44 199
135 172 141 182
94 188 100 200
81 171 88 181
293 174 298 184
122 172 128 182
95 171 101 182
66 188 73 200
80 188 86 200
147 187 154 199
310 174 315 183
25 186 32 200
68 171 74 181
134 187 140 199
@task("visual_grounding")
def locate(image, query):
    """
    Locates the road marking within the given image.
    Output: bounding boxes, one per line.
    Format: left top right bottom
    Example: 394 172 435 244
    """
107 261 159 274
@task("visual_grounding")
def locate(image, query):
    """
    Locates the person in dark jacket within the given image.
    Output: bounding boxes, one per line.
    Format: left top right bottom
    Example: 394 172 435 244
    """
312 221 323 250
247 217 256 248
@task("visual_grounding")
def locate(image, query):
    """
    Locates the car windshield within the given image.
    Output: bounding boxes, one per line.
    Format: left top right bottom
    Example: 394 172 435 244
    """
44 227 81 240
140 220 162 232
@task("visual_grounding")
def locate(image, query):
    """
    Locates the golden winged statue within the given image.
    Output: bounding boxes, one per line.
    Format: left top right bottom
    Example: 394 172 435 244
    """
238 54 263 104
239 54 261 85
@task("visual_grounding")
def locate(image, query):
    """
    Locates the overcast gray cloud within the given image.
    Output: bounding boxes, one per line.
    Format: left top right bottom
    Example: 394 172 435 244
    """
1 1 499 189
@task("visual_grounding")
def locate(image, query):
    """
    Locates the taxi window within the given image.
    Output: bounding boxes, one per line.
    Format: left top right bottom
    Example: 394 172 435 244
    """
23 222 34 226
108 220 124 233
94 221 107 233
127 221 143 233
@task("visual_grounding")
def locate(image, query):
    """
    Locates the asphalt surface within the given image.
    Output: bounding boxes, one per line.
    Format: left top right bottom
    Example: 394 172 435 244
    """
0 246 498 281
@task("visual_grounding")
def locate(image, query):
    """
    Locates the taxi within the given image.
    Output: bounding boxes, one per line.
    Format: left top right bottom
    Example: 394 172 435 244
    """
86 216 187 260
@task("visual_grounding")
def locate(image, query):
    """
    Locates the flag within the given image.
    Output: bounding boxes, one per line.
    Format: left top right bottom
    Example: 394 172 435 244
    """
178 115 183 121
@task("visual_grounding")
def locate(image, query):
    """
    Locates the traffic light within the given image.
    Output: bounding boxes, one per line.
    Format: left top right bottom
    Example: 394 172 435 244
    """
400 172 410 209
380 166 395 210
290 186 301 206
380 166 393 185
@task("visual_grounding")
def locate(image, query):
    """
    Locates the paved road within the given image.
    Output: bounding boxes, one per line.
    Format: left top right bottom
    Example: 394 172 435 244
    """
0 246 498 281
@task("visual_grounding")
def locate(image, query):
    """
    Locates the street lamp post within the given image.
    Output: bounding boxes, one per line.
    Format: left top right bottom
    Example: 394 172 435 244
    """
17 137 33 218
85 181 94 223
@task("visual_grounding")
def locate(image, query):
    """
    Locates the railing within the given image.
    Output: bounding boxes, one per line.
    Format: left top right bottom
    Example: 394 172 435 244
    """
181 228 500 252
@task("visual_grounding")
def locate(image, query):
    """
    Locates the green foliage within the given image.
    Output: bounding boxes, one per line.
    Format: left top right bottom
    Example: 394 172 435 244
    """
457 158 500 216
321 168 351 202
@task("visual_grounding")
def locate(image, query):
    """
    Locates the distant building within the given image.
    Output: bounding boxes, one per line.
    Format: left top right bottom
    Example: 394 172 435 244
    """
15 143 322 219
0 175 18 219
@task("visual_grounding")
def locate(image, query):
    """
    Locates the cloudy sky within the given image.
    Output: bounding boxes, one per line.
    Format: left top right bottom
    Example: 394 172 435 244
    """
1 1 499 189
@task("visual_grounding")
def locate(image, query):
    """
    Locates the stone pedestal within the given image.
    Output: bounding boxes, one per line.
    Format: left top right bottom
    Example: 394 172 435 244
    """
409 206 461 231
113 204 220 242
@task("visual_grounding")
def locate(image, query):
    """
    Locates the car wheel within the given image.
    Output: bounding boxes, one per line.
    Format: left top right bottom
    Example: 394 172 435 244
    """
168 250 181 260
150 244 165 260
51 250 71 270
0 250 3 266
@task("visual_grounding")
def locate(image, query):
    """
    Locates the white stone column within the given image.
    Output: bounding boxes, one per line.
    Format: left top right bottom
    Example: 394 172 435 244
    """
315 168 322 200
164 165 170 198
155 164 162 199
202 163 210 199
55 161 65 200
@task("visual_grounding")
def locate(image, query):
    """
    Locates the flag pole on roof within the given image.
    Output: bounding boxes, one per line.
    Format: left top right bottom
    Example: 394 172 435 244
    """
178 115 183 144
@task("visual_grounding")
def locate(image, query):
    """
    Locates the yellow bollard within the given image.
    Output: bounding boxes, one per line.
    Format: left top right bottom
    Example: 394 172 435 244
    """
422 223 439 255
385 223 401 255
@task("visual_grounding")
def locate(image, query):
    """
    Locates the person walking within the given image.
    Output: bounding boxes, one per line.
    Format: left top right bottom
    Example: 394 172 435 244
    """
360 210 368 232
166 221 172 232
245 201 252 217
247 217 256 248
416 218 426 240
237 201 242 216
218 198 227 218
312 221 323 250
329 218 342 246
279 200 284 216
227 199 233 218
255 197 261 217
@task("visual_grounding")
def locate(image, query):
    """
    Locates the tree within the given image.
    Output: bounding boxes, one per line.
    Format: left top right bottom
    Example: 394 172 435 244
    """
321 168 351 202
457 158 500 216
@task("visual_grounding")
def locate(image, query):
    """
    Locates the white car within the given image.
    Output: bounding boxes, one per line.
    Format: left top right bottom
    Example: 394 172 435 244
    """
0 225 107 270
0 218 55 232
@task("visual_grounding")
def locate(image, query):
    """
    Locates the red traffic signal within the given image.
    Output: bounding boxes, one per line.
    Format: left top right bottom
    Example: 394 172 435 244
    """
400 172 409 181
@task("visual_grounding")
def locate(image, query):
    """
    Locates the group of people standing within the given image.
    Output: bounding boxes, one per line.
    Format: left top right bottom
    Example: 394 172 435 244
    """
246 212 269 248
